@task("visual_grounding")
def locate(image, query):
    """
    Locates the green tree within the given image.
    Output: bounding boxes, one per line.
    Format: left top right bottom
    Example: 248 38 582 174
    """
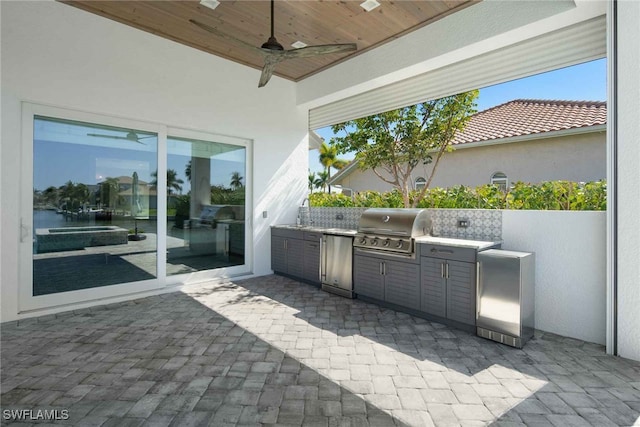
151 169 184 195
331 91 478 207
315 170 330 193
318 141 348 193
230 171 243 189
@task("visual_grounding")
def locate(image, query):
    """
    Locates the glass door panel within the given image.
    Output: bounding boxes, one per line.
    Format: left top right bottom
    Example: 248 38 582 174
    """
32 116 158 295
166 136 246 275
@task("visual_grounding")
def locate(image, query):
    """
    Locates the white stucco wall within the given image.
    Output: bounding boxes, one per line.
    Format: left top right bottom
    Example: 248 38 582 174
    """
615 0 640 361
0 1 308 321
335 131 606 192
502 211 606 345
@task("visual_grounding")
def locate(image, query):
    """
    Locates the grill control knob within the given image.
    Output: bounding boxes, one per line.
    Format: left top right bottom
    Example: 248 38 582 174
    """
371 238 379 246
395 240 404 249
383 239 391 247
359 237 367 245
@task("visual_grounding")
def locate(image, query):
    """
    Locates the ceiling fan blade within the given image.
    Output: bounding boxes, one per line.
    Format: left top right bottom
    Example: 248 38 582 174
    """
258 55 285 88
190 19 266 56
284 43 357 59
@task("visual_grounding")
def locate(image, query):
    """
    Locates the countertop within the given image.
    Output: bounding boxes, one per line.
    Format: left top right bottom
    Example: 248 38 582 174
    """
271 224 357 237
415 235 501 250
273 225 500 249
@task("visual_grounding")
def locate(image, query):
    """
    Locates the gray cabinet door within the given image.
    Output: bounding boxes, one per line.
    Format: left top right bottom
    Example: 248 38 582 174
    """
354 254 384 300
446 260 476 325
271 235 287 273
286 238 305 279
303 240 321 284
384 260 420 310
420 257 446 318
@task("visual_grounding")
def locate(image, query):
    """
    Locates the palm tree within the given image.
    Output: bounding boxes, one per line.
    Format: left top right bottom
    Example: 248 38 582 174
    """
308 171 317 193
151 169 184 195
230 171 243 189
315 170 330 193
318 141 348 192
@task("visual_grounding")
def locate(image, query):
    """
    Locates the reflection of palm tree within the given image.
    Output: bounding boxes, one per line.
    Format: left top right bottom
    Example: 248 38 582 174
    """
100 177 120 208
319 142 348 192
185 160 192 182
230 171 243 189
43 186 59 206
151 169 184 195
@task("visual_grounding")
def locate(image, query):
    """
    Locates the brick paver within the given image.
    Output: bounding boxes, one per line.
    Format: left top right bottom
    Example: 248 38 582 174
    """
1 275 639 426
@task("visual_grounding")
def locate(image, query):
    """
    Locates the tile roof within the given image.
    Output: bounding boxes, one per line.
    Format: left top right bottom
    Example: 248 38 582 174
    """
452 99 606 145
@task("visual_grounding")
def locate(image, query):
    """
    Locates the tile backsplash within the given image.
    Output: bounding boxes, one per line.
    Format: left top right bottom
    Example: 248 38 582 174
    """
428 209 502 241
299 207 502 241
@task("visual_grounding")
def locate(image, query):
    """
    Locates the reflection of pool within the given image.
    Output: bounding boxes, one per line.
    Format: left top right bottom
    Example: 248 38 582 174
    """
35 226 128 253
49 226 114 233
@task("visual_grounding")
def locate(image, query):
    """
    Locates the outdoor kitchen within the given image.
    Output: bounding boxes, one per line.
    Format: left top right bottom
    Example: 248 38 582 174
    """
272 207 536 349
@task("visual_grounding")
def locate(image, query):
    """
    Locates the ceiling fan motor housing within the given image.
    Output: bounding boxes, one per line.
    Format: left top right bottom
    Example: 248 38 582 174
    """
261 36 284 51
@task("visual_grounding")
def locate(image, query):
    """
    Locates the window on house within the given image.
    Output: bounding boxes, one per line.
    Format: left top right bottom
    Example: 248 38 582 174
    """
415 177 427 190
491 172 508 191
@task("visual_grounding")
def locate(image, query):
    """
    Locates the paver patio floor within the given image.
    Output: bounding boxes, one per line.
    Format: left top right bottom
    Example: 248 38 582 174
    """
2 275 639 426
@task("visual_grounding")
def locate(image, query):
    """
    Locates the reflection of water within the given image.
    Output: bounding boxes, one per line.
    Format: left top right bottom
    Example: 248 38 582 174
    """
32 210 157 233
33 210 67 229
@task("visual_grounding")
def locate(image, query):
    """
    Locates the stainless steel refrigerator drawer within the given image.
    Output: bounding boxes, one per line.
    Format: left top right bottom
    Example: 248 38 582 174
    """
477 249 535 348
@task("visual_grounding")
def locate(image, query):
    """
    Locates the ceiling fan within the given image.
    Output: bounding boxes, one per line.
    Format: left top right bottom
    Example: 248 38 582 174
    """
87 131 154 145
190 0 357 87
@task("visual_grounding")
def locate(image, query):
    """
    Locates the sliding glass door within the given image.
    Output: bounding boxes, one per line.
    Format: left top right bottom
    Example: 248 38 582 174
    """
165 135 247 276
20 105 251 312
31 116 158 296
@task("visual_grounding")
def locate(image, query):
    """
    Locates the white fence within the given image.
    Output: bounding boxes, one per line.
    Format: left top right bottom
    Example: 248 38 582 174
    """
502 210 606 345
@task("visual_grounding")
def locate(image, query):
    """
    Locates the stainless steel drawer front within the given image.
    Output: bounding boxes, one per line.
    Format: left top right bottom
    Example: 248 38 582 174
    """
420 244 476 263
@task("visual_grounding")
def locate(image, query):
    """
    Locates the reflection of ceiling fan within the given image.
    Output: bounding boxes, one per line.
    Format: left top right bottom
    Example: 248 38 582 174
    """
190 0 357 88
87 131 153 145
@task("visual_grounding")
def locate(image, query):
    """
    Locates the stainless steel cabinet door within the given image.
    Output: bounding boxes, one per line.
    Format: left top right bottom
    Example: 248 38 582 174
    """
477 253 522 337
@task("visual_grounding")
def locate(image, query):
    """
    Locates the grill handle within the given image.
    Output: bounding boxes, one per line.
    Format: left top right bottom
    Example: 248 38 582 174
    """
358 227 409 236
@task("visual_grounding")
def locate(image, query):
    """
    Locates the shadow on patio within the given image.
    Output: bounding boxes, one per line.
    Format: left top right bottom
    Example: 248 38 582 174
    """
1 290 408 426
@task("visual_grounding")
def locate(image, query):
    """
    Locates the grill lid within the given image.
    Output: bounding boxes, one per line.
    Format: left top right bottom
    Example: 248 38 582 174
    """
357 208 431 238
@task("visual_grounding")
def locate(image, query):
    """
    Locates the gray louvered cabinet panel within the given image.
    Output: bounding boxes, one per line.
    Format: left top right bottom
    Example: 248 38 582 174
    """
286 238 305 279
354 255 384 300
303 240 321 284
384 260 420 310
271 235 287 273
420 257 447 318
446 260 476 325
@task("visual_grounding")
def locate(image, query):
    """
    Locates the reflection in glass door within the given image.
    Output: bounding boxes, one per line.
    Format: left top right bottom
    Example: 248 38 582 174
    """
166 136 247 275
32 116 158 295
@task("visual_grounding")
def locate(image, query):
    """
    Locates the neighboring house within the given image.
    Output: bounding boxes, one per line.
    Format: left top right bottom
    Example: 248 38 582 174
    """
329 99 607 192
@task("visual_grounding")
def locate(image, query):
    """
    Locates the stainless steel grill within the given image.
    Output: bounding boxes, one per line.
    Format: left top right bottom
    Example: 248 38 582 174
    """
354 208 431 255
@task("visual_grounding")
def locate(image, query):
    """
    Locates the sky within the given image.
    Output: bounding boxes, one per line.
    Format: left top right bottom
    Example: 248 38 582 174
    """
309 58 607 174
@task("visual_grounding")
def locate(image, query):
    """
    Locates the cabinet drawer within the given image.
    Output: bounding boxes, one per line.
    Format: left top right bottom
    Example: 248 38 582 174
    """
304 231 322 241
420 244 476 263
272 228 303 240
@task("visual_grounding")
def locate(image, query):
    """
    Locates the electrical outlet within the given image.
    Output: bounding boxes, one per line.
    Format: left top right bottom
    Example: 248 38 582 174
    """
457 218 469 228
336 214 344 220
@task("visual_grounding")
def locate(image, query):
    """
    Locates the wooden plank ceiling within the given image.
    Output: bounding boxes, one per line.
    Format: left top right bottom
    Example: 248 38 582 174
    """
61 0 477 82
